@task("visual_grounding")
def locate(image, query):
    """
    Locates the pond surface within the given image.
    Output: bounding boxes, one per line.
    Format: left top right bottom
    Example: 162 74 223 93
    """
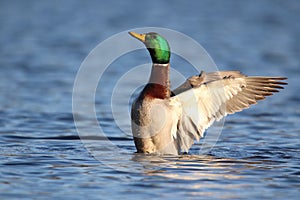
0 1 299 199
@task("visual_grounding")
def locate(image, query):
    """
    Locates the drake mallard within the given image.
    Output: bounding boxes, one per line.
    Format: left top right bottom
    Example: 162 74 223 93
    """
129 31 287 155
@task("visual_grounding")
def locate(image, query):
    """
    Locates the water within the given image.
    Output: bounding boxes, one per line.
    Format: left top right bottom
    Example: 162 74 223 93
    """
0 0 299 199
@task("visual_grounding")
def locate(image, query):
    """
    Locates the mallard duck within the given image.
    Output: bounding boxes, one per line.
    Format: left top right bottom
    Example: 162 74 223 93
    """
129 31 287 155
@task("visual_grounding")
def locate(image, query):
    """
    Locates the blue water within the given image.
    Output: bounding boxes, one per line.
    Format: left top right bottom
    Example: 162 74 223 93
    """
0 0 299 199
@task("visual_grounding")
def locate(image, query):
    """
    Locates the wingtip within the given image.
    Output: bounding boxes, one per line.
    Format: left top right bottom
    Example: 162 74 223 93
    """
272 77 288 81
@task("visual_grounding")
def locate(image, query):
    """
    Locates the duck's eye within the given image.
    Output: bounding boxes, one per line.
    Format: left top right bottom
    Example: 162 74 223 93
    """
149 34 155 39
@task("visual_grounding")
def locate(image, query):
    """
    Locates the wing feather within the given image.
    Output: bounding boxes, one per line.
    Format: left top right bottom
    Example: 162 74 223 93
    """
171 71 287 152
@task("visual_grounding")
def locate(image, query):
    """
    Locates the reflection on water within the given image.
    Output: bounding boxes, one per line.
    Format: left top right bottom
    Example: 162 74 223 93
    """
0 0 299 199
130 153 297 199
77 133 299 199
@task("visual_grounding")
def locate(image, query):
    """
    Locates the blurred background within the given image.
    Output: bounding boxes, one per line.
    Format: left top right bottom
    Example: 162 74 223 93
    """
1 0 299 113
0 0 299 199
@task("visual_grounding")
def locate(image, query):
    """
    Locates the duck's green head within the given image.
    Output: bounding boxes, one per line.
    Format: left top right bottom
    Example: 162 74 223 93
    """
129 32 170 64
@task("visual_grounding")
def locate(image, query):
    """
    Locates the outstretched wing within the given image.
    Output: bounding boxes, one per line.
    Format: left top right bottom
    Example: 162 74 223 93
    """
171 71 287 152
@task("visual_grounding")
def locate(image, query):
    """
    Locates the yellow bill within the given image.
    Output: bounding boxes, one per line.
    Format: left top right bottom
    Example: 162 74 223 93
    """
128 32 146 42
